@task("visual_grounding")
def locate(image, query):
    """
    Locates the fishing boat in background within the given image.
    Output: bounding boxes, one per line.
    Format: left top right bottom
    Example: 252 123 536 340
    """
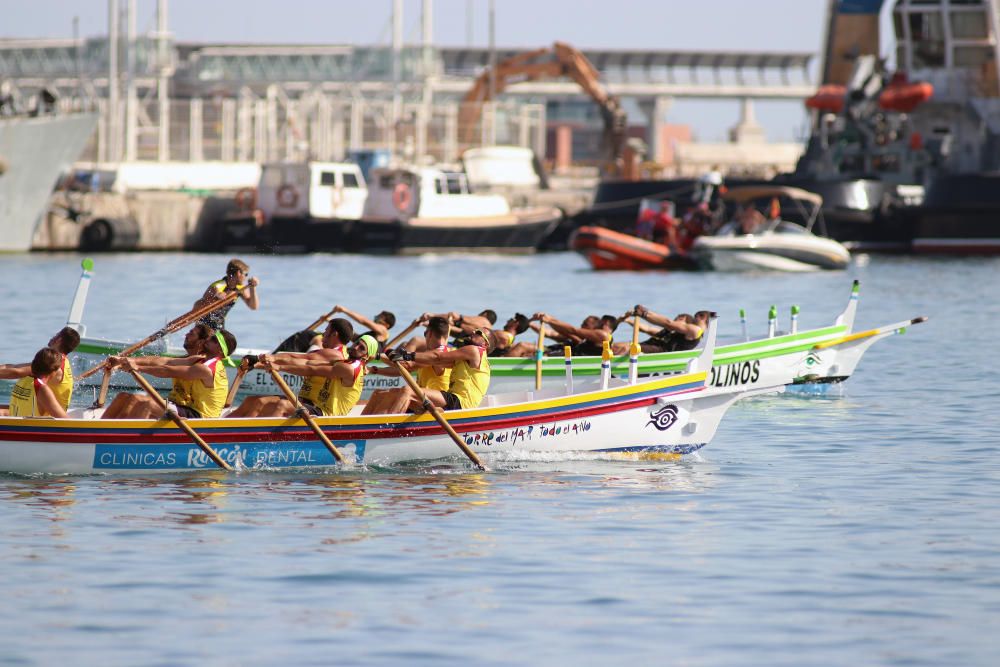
217 161 369 252
351 165 561 254
0 322 776 474
689 186 851 272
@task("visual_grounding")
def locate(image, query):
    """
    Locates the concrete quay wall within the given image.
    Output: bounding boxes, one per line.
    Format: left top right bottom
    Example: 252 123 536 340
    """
34 191 237 251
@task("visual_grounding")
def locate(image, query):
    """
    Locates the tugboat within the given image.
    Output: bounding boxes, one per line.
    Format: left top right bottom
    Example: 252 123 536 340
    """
788 0 1000 253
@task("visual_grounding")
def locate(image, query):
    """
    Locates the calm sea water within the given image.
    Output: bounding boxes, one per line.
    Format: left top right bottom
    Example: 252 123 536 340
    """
1 251 998 666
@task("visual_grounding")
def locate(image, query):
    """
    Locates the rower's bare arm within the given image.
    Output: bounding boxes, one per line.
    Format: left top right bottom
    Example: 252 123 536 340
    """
334 305 383 335
0 363 31 380
242 277 260 310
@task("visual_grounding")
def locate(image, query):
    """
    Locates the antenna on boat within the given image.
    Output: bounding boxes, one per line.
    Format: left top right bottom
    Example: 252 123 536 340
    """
66 257 94 336
739 308 748 342
790 305 800 334
767 305 777 338
834 280 861 331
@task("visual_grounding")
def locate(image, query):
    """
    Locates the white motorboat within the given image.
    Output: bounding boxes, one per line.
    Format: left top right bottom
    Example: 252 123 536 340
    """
352 165 561 254
691 186 851 271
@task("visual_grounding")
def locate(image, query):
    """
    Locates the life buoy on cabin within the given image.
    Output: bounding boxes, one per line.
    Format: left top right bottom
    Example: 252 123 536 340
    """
234 187 257 212
276 184 299 208
392 182 412 211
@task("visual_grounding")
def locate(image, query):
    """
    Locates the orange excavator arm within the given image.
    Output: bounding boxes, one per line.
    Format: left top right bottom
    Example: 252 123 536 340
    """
459 41 627 169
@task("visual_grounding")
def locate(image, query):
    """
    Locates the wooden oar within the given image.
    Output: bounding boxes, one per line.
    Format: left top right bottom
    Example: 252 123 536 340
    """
80 291 241 381
126 368 233 471
386 356 487 471
266 367 346 465
225 358 252 408
534 321 546 390
304 306 338 335
384 319 421 350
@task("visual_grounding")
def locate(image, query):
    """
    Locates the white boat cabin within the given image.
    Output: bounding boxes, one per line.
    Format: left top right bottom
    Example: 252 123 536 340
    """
363 166 511 222
258 161 367 221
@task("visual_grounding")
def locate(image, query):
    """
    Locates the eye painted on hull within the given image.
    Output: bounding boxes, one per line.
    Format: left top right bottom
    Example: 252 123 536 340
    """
647 404 679 431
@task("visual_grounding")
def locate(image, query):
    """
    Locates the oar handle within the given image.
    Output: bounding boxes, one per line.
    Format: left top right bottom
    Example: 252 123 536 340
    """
127 367 233 471
387 356 487 471
225 363 250 408
266 366 346 464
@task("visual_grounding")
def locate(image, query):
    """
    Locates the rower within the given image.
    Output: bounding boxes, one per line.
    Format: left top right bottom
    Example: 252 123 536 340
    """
193 258 260 330
489 313 530 357
375 327 495 414
103 329 237 420
226 318 354 418
242 334 378 418
333 305 395 352
7 348 69 418
101 323 213 419
524 313 617 358
632 305 706 353
363 317 452 415
0 326 80 414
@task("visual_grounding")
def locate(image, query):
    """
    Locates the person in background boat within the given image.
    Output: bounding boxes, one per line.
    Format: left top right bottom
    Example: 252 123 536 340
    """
333 305 395 352
489 313 531 357
241 334 378 418
226 318 354 418
698 164 723 204
631 306 707 353
679 202 715 249
0 326 80 414
375 327 495 414
652 201 681 251
7 348 69 418
363 317 453 415
532 313 618 357
737 205 766 235
103 329 237 420
101 323 214 419
193 258 260 330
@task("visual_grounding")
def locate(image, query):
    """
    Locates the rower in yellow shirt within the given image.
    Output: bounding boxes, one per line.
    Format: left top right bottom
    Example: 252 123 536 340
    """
105 329 237 419
8 348 70 418
0 327 81 413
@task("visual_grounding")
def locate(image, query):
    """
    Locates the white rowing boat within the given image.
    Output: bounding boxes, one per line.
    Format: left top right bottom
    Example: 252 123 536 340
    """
0 322 778 474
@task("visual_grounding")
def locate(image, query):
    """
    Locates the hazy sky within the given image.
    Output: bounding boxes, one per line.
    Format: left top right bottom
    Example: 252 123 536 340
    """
3 1 896 141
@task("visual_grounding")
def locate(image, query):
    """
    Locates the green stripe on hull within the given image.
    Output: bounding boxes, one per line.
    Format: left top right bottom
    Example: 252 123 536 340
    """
491 325 848 377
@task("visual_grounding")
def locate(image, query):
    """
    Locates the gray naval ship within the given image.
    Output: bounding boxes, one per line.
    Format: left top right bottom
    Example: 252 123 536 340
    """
0 93 97 252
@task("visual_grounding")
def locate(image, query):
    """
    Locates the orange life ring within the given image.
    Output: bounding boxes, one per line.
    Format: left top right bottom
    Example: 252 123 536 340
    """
234 187 257 212
392 182 412 211
276 184 299 208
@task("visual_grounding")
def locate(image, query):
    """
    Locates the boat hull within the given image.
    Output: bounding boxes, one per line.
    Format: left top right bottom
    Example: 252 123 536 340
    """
0 112 99 251
487 319 916 394
569 226 696 270
691 234 851 271
350 208 560 254
0 372 749 475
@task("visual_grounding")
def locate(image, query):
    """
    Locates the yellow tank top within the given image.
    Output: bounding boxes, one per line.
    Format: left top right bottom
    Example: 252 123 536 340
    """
301 361 365 416
49 355 73 410
9 377 45 417
448 347 490 409
186 357 228 418
298 346 346 406
417 344 452 391
167 377 196 408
